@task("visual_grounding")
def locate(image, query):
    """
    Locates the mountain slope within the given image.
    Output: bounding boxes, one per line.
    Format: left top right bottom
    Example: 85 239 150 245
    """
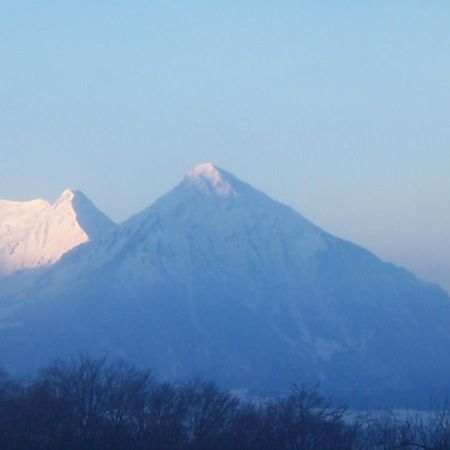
0 189 115 277
0 164 449 406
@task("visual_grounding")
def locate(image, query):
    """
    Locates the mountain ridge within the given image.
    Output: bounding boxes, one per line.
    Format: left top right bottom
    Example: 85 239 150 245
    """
0 164 449 407
0 188 115 277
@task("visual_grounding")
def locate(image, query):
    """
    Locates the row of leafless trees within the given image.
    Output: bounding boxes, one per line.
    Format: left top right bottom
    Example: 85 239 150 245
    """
0 356 450 450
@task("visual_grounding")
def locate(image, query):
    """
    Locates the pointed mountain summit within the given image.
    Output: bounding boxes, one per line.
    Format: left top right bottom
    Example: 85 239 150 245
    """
0 189 115 277
182 163 242 198
1 166 450 407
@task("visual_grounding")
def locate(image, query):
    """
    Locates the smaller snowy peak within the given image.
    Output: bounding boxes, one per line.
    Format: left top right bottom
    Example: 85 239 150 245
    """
0 189 115 277
54 188 76 204
60 188 76 199
51 188 115 238
52 189 79 213
184 163 239 198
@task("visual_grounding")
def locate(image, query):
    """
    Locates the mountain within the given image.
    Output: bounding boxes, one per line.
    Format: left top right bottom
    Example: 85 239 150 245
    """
0 189 115 277
1 163 450 406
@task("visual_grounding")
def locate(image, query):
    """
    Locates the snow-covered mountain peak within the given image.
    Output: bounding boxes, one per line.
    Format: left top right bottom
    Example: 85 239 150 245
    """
0 190 115 277
60 188 75 197
183 163 238 198
2 166 450 405
187 162 221 179
53 189 92 213
52 189 79 210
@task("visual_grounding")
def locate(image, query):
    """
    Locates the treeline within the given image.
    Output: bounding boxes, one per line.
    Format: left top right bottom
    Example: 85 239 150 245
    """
0 357 449 450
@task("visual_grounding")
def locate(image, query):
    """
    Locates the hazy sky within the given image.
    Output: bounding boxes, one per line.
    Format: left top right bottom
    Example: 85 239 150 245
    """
1 1 449 291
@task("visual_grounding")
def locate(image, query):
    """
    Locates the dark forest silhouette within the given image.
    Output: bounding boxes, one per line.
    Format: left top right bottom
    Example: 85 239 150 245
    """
1 356 450 450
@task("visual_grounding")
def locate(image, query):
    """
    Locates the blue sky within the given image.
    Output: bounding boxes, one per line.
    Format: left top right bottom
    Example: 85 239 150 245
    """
1 1 449 290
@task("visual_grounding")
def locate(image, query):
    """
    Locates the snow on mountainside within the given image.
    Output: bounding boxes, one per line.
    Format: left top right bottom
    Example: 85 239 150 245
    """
0 189 115 276
41 163 325 288
1 163 450 407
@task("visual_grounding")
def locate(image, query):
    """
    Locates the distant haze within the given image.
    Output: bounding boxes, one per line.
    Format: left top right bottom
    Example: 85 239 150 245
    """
0 2 449 291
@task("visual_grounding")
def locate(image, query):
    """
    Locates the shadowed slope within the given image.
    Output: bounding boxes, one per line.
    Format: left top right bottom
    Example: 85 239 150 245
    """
0 164 449 407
